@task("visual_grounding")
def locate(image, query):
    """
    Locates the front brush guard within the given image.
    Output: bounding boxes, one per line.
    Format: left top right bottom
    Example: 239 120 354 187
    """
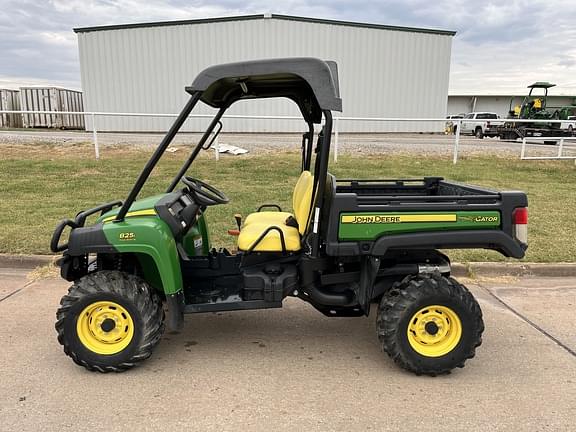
50 201 122 253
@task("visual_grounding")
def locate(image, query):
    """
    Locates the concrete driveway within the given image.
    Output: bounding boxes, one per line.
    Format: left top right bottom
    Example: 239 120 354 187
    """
0 268 574 431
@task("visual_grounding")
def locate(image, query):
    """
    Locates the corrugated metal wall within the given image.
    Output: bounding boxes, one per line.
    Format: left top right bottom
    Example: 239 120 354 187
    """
0 89 22 128
77 17 453 132
20 87 85 129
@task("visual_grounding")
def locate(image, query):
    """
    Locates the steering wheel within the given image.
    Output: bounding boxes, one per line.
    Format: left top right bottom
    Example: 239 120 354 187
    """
181 176 229 206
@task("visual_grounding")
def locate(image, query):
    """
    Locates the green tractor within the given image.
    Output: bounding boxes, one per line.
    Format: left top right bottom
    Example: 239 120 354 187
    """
498 81 574 141
513 82 556 121
51 58 528 375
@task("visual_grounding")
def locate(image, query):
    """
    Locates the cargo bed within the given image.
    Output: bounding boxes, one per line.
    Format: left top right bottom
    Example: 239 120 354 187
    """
324 176 528 258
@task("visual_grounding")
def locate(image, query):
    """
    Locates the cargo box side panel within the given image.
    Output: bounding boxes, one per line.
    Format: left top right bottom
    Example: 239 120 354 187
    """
338 211 501 241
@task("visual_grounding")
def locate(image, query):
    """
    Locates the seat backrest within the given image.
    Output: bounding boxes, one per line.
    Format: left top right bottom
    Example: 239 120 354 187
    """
292 170 311 214
293 171 314 235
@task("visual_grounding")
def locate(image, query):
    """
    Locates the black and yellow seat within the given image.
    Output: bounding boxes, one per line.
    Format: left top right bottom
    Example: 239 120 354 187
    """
238 171 314 252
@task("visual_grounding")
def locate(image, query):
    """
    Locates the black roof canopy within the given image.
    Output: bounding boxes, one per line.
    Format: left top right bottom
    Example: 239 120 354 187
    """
186 57 342 123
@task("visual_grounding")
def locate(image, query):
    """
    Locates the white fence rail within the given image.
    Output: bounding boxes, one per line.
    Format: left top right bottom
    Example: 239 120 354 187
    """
520 136 576 162
1 110 574 164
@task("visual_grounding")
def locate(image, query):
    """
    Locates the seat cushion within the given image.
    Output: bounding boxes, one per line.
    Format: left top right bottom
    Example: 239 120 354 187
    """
237 222 301 252
244 211 292 226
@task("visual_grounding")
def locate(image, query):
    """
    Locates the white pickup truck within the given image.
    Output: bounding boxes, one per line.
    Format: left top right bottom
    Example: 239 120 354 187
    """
460 112 503 139
560 116 576 135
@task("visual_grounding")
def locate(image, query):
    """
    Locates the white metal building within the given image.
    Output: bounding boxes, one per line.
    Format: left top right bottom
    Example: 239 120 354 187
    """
75 14 455 132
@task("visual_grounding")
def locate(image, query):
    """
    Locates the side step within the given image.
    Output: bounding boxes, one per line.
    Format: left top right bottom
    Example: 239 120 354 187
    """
184 300 282 314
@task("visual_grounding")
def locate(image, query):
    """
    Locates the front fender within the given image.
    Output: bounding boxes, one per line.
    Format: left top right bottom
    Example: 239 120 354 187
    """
101 218 183 295
66 218 182 295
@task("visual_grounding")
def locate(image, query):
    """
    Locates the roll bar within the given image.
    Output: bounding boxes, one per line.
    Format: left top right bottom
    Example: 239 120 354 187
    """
115 92 202 222
114 99 334 261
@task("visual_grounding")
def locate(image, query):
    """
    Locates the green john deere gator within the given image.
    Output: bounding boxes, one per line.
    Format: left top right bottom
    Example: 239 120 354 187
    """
51 58 528 375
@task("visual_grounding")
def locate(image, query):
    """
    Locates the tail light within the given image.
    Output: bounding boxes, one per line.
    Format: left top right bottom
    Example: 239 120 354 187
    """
487 121 491 127
512 207 528 244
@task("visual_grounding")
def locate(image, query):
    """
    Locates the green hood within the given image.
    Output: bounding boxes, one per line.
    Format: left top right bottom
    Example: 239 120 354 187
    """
98 194 165 223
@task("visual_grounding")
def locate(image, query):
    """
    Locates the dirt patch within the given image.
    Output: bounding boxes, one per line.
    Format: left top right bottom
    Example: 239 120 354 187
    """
27 263 59 281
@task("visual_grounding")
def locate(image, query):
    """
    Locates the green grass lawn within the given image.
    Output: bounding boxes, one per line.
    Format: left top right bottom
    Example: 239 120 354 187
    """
0 144 574 262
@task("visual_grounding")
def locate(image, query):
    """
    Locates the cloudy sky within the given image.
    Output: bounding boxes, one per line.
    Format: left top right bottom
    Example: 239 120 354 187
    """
1 0 575 94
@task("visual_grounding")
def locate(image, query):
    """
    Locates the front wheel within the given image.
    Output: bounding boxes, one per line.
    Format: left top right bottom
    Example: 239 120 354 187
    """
377 274 484 376
56 271 165 372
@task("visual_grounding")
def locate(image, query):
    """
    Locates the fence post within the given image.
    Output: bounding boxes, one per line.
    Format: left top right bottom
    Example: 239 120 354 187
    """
558 137 564 158
92 113 100 160
452 120 461 164
334 117 339 163
520 137 526 159
214 134 219 161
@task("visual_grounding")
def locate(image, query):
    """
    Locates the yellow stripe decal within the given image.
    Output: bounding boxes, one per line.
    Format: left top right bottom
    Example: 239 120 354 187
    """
341 214 457 224
102 209 157 223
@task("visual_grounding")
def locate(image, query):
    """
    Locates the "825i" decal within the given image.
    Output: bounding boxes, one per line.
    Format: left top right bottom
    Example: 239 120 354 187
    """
119 232 136 241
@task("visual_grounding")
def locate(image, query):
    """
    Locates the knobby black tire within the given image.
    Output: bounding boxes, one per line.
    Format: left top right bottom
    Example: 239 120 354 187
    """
377 273 484 376
56 270 165 372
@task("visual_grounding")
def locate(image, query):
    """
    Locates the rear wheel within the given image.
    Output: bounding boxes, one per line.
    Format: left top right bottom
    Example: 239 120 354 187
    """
376 273 483 376
56 271 164 372
475 127 484 139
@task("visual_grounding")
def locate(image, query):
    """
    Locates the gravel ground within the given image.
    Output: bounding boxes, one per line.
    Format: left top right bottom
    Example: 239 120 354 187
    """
1 129 576 158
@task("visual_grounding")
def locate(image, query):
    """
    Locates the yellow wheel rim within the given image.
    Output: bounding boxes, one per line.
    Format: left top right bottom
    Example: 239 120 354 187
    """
76 301 134 355
407 305 462 357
